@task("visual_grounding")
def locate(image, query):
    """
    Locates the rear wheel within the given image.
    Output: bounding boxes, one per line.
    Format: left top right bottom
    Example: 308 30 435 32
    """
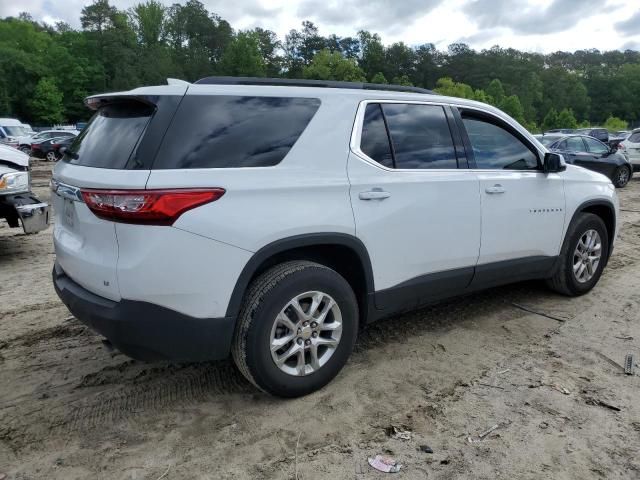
547 213 609 296
232 261 358 397
613 165 631 188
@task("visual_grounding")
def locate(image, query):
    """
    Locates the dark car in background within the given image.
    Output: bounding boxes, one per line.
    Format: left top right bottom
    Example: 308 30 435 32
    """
575 127 608 143
535 134 632 187
608 130 630 149
31 136 74 162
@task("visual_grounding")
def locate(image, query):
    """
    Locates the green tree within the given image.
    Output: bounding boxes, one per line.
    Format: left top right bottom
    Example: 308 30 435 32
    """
500 95 525 124
303 49 366 82
218 32 266 77
486 79 505 107
391 75 413 86
557 108 578 129
603 116 628 131
434 77 475 99
29 78 64 123
370 72 388 84
542 108 559 132
130 1 165 46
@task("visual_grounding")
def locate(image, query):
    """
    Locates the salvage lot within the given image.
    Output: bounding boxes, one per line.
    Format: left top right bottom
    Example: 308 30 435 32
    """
1 162 639 479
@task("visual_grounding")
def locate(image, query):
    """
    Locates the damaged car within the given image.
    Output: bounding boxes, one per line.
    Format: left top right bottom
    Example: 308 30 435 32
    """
0 143 50 234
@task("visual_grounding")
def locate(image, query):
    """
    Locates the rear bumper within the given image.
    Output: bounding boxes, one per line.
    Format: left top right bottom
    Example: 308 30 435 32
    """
53 263 236 361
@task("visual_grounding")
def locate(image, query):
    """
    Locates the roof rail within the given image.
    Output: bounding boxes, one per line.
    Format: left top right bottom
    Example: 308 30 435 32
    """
193 76 435 95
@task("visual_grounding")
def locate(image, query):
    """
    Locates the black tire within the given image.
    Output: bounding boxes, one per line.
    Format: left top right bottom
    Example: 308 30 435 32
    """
231 260 358 397
546 213 609 296
19 146 31 154
613 165 631 188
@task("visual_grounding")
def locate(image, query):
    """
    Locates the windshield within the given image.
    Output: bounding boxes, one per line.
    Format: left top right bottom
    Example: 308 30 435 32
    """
3 125 27 136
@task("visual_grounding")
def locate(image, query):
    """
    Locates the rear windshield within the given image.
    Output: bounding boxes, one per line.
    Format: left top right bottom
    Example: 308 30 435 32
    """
152 96 321 169
63 102 153 168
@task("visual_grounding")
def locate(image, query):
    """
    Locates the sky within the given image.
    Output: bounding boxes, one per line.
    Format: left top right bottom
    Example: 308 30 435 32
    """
1 0 639 53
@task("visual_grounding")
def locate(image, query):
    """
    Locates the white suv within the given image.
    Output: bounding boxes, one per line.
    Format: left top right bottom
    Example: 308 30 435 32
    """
52 78 619 397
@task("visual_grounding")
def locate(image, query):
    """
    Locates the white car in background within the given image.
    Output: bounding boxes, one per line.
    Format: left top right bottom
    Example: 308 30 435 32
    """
619 129 640 172
0 118 29 148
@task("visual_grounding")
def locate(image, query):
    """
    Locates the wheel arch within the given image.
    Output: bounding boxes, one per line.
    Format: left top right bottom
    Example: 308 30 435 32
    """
570 199 616 258
225 233 375 323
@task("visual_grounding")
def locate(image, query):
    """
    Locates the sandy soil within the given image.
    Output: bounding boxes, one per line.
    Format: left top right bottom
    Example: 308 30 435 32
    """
1 161 639 479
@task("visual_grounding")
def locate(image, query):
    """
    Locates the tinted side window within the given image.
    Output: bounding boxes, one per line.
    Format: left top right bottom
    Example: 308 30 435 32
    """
629 133 640 143
153 96 320 169
462 116 538 170
565 137 585 151
583 137 609 154
381 104 457 169
360 104 393 168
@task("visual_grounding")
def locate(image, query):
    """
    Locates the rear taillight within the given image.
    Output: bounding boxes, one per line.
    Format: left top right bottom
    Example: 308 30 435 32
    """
80 188 225 225
618 143 625 150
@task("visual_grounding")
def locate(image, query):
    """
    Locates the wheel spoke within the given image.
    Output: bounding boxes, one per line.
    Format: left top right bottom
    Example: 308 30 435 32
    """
316 299 335 326
576 263 586 280
295 349 306 375
275 343 301 366
290 301 308 322
276 312 297 333
308 292 324 318
315 337 339 349
271 333 295 352
309 344 320 371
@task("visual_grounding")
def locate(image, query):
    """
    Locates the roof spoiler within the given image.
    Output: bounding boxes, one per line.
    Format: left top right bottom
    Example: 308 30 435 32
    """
167 78 190 86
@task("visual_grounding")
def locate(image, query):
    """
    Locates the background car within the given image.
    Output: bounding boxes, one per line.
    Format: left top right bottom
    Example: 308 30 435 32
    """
31 136 75 161
545 128 575 134
17 129 78 154
619 129 640 172
608 130 630 149
543 134 632 187
575 127 609 143
0 118 29 147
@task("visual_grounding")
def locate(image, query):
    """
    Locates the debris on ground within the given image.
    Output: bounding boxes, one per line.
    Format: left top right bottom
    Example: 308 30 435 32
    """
467 423 501 443
368 455 402 473
385 425 412 441
614 335 633 341
624 353 635 375
550 384 571 395
585 397 622 412
509 302 568 323
418 445 434 453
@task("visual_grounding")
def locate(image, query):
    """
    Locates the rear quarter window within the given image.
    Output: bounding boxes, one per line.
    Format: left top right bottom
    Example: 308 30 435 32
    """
152 96 321 169
63 102 154 169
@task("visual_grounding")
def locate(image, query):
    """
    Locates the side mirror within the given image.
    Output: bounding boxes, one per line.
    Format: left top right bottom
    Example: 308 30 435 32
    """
543 152 566 173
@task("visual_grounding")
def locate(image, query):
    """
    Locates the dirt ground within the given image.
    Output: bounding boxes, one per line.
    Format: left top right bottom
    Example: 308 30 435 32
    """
1 161 639 480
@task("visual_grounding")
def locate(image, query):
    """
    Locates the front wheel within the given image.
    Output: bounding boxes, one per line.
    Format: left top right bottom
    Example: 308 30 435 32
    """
46 151 58 162
613 165 631 188
547 213 609 296
19 146 31 154
232 261 358 397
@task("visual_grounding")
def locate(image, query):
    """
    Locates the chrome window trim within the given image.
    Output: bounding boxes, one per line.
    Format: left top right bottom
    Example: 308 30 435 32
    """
349 99 547 174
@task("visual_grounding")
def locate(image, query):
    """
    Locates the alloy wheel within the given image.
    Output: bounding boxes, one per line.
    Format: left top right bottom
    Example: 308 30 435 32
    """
572 229 602 283
269 291 343 376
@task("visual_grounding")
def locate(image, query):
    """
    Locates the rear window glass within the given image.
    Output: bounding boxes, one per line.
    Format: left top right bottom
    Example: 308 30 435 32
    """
382 103 457 169
360 104 393 168
152 96 321 169
64 102 153 168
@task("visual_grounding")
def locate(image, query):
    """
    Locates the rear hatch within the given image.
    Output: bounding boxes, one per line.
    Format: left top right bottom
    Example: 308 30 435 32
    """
52 88 186 300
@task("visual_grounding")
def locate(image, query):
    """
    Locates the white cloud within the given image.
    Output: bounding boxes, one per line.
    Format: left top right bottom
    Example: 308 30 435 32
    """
0 0 638 52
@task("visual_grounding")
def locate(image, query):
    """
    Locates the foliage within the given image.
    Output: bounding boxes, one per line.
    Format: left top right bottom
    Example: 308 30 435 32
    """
557 108 578 129
1 1 640 126
603 116 628 131
29 77 64 123
303 49 366 82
